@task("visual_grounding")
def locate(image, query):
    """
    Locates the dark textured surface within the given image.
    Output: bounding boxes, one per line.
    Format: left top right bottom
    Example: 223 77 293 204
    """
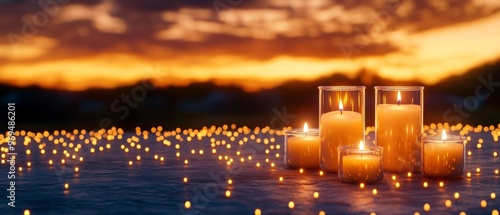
1 127 499 215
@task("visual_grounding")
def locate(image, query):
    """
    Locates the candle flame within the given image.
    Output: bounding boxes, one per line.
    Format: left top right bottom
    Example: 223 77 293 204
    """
397 91 401 104
339 100 343 111
303 122 308 133
359 141 364 150
442 129 447 141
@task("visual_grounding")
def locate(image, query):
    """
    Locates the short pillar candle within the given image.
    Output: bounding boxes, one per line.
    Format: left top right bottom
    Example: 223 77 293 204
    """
284 123 320 169
422 129 465 178
338 142 384 183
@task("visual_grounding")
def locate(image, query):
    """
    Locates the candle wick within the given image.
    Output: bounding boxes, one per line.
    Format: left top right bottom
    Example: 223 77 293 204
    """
397 100 400 106
340 109 343 114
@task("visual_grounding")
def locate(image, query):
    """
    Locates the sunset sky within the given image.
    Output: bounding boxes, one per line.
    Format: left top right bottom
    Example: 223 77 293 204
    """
1 0 500 91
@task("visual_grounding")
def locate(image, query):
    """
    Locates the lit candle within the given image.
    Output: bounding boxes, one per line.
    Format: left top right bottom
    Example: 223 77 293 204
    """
423 129 465 178
320 100 363 172
375 87 423 173
284 123 320 169
338 141 383 183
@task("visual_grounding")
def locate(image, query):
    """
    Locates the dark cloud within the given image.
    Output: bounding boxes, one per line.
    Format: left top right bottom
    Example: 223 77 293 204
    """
1 0 499 63
382 0 500 33
119 0 215 11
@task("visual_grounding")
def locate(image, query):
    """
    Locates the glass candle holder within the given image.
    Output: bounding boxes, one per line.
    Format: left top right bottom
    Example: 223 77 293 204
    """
422 131 465 178
284 127 320 169
319 86 365 173
375 86 424 173
338 144 383 183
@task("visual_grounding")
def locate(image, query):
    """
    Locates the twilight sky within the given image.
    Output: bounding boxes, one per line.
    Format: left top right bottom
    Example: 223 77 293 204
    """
1 0 500 91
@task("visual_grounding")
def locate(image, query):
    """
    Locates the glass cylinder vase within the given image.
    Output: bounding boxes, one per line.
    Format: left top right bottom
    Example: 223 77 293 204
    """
422 131 465 178
375 86 424 173
284 127 320 169
318 86 365 173
338 145 383 183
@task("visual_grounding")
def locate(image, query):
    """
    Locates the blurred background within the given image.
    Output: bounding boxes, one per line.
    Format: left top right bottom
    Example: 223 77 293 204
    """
1 0 499 131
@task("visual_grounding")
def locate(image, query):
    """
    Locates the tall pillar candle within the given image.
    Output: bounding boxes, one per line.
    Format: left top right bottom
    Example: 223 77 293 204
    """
375 86 424 173
319 86 365 173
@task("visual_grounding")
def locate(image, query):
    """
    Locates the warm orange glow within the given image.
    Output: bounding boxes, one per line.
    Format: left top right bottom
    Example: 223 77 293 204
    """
3 41 499 92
